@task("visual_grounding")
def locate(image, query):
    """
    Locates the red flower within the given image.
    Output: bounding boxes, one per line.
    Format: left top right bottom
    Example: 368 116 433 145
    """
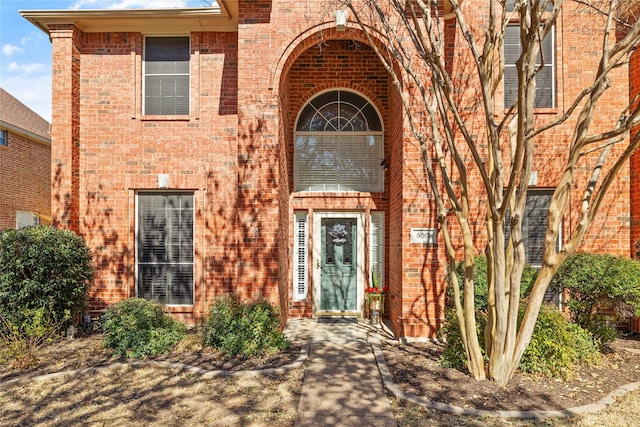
365 286 388 294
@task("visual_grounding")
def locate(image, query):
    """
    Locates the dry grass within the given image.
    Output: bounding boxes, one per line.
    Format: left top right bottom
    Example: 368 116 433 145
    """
0 365 303 426
392 388 640 427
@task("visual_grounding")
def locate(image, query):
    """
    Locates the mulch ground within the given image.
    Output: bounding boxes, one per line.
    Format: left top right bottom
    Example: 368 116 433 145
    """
381 333 640 412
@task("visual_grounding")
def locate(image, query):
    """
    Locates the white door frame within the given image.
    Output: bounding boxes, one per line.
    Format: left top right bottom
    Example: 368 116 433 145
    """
312 211 365 315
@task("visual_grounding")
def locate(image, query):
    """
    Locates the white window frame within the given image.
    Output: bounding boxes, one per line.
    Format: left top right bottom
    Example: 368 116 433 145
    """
143 36 191 116
294 89 384 192
504 24 555 109
135 191 195 306
0 129 7 146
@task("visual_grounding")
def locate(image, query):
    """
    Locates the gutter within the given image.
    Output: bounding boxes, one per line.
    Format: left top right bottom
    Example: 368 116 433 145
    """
0 120 51 147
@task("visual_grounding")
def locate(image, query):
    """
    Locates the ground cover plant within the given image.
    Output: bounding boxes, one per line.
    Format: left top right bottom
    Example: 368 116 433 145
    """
102 298 187 358
203 295 289 358
0 308 69 370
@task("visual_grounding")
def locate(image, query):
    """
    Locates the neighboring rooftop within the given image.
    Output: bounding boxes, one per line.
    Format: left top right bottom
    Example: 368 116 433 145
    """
0 87 51 144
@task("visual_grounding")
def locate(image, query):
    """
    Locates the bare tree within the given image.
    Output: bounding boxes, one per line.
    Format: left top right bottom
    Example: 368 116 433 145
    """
337 0 640 385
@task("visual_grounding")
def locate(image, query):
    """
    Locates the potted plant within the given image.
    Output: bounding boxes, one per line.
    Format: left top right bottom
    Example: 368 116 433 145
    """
365 284 388 325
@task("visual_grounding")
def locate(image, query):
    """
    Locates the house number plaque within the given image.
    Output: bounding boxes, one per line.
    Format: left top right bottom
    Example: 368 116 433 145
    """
410 228 436 244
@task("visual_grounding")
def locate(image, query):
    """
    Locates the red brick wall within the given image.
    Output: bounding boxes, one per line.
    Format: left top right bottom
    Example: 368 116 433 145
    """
50 24 82 233
46 0 635 337
276 31 393 317
50 27 240 321
0 132 50 229
630 42 640 256
559 4 630 257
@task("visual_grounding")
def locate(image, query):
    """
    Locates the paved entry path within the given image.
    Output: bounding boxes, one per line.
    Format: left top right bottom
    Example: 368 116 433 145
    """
285 318 397 427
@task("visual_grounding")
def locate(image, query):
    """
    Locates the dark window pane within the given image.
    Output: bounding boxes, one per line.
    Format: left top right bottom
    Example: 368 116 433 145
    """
504 67 519 108
144 37 189 115
534 66 553 108
297 90 381 132
145 37 190 62
505 190 554 267
137 193 194 305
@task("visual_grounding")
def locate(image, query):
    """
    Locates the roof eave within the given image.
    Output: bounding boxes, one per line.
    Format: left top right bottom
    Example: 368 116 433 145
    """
0 121 51 147
20 3 238 36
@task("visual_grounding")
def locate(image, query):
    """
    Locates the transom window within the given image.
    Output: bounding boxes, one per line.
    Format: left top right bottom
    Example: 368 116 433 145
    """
294 90 384 192
143 36 190 115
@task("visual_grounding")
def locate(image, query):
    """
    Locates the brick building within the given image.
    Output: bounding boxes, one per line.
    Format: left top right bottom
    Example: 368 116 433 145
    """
0 88 51 230
22 1 639 339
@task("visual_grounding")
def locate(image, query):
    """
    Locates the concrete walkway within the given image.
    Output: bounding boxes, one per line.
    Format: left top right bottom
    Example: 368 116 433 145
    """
284 318 397 427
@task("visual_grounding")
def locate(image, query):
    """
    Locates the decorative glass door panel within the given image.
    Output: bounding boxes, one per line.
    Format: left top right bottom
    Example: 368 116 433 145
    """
320 218 357 311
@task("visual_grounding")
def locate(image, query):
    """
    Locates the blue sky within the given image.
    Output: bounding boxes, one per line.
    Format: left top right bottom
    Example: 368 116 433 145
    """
0 0 209 122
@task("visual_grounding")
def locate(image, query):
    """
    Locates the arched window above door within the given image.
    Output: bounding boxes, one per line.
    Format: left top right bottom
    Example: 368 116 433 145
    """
295 90 383 192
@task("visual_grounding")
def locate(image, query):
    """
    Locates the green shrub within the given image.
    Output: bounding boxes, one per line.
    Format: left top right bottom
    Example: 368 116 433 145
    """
203 296 289 358
0 307 69 370
550 252 640 350
102 298 187 359
519 304 600 378
0 226 93 326
437 309 487 370
439 303 600 378
448 256 538 310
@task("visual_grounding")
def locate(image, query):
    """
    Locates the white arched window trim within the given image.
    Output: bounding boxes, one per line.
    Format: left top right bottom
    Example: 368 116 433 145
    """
294 89 384 192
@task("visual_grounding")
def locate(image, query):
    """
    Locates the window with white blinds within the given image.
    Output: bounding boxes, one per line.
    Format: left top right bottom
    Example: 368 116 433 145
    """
295 90 383 192
293 211 308 301
504 24 554 108
505 189 561 305
370 212 385 287
144 36 190 115
137 193 194 305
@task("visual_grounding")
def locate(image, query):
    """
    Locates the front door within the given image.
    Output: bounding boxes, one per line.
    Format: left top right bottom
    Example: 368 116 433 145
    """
313 212 364 314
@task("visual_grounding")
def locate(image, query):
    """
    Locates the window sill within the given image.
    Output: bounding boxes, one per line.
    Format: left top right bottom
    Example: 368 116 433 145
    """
294 191 382 196
140 115 191 121
502 107 558 115
166 305 194 312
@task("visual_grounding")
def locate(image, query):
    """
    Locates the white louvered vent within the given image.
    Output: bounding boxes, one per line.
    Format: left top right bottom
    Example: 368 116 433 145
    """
370 211 384 287
293 212 308 301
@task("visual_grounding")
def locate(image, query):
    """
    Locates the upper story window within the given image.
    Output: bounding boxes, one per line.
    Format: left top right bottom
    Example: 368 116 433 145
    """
0 129 7 146
294 90 384 192
504 1 555 108
143 36 190 116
